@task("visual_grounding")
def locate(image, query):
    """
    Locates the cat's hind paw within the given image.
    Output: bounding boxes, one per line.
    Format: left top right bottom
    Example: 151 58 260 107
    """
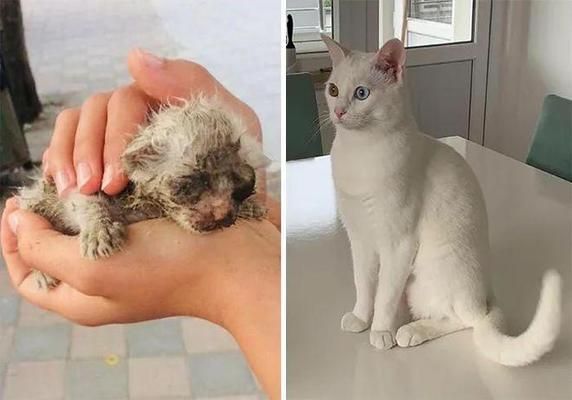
341 312 370 333
370 330 396 350
80 221 126 260
31 270 60 290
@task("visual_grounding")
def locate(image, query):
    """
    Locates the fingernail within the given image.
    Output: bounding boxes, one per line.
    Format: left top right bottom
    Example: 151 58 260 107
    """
76 162 92 189
137 48 164 69
101 164 114 190
54 170 71 194
8 212 19 234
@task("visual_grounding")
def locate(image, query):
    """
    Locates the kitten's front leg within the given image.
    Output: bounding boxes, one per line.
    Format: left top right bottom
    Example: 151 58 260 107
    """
342 237 378 333
65 193 126 260
370 239 416 350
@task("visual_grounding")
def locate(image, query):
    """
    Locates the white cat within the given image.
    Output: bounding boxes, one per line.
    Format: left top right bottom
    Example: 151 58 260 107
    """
322 34 562 366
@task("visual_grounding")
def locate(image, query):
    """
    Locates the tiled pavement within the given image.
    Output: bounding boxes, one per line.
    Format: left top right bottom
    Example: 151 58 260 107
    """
0 0 270 398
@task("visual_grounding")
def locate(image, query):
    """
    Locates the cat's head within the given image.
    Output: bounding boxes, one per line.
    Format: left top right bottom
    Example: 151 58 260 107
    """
322 35 407 130
121 97 269 233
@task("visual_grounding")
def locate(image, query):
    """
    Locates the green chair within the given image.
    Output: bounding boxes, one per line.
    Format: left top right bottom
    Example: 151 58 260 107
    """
526 94 572 182
286 72 323 161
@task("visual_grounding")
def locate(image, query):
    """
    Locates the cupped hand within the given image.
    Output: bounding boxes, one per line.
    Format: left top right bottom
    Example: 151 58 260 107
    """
0 197 279 327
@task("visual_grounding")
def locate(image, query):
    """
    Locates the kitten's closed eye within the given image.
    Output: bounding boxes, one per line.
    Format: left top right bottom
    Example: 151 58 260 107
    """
232 165 256 202
173 172 210 203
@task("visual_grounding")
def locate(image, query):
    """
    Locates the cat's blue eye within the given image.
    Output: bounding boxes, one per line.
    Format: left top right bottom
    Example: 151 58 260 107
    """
354 86 370 100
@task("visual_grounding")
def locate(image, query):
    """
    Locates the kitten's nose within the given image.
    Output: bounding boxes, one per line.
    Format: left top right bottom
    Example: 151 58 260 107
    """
334 107 347 119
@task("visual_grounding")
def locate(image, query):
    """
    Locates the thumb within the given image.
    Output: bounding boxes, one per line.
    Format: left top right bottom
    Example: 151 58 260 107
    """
8 209 55 237
127 48 221 103
127 49 262 139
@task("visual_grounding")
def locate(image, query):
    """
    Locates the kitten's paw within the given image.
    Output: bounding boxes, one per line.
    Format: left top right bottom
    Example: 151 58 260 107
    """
31 270 60 290
370 330 396 350
238 198 267 220
341 312 370 333
81 222 126 259
396 325 426 347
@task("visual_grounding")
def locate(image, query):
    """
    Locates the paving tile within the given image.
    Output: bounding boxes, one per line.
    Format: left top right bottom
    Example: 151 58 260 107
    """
0 296 19 326
126 318 185 357
11 324 70 361
18 301 67 327
70 325 126 359
3 360 65 400
128 357 190 398
0 269 17 297
181 318 238 354
0 326 15 362
188 352 257 398
66 359 128 400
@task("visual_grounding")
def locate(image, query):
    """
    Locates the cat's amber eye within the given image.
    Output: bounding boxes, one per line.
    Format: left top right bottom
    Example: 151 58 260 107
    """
328 83 339 97
354 86 370 100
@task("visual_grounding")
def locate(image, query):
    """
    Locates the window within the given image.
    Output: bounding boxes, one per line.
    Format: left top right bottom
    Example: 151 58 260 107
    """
286 0 333 53
381 0 474 48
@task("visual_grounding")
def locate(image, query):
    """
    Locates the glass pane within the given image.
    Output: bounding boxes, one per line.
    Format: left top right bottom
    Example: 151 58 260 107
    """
379 0 474 48
409 0 452 24
286 0 333 53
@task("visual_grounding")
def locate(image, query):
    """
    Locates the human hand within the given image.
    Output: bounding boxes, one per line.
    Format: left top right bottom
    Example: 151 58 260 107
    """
1 197 278 326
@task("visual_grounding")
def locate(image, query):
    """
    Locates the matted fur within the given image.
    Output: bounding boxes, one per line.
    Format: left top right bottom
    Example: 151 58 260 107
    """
18 96 269 289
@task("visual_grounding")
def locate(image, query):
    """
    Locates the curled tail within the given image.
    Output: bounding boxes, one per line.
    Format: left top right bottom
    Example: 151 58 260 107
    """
473 270 562 366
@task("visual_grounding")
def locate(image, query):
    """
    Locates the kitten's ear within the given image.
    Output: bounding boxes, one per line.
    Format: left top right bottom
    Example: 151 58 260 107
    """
321 34 350 67
238 136 272 169
121 137 164 175
375 38 406 82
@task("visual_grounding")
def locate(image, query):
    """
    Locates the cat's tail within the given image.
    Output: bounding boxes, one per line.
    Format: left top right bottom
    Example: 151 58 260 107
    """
472 269 562 366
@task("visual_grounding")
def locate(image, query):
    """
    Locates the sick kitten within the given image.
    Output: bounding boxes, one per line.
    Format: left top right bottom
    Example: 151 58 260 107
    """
19 96 269 289
322 34 561 366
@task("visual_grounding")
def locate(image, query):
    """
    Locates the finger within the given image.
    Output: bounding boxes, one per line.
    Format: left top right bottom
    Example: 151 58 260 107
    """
16 278 117 327
73 92 112 194
127 49 262 140
102 84 153 195
48 108 80 195
42 148 50 179
1 198 30 286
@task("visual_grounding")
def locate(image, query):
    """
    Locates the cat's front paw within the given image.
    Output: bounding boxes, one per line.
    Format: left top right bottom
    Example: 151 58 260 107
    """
341 312 370 333
370 330 396 350
80 222 126 260
238 197 267 220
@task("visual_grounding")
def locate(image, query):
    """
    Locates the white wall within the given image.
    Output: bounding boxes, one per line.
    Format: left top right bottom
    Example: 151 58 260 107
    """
485 0 572 162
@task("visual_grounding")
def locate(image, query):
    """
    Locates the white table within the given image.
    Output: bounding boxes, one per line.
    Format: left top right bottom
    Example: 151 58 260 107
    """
286 136 572 400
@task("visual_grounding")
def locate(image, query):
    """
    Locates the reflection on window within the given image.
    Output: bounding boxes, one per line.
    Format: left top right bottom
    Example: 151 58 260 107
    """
286 0 333 53
409 0 452 24
380 0 473 48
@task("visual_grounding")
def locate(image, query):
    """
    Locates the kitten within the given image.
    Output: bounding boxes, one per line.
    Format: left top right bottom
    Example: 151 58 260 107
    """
18 96 269 289
322 34 561 366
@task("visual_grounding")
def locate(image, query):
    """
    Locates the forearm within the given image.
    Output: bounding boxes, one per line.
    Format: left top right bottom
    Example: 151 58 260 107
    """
221 258 281 399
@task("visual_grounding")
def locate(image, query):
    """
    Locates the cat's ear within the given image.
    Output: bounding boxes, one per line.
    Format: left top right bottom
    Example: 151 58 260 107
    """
375 38 406 82
121 136 165 175
321 34 350 67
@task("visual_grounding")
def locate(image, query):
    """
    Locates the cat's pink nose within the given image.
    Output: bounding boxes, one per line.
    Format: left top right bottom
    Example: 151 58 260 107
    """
334 107 347 119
